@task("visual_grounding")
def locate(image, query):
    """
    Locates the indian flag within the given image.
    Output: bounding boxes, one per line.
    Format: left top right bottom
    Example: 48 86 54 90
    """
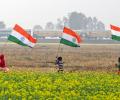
110 24 120 41
60 27 81 47
8 24 37 48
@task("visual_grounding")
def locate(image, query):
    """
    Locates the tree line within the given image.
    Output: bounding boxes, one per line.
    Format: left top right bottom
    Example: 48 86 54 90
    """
34 11 105 31
0 12 105 32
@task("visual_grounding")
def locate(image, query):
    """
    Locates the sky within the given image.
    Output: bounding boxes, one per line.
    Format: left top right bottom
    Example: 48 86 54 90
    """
0 0 120 29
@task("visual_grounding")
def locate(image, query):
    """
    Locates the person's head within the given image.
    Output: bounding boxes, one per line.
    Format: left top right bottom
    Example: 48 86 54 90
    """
0 54 4 59
58 57 62 61
118 57 120 62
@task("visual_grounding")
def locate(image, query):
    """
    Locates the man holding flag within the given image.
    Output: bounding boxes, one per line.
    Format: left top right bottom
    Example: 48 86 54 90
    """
56 27 82 72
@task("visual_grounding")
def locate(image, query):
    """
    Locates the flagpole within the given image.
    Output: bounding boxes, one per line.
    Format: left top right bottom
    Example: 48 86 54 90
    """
44 46 49 67
56 28 63 58
28 29 35 67
56 41 61 57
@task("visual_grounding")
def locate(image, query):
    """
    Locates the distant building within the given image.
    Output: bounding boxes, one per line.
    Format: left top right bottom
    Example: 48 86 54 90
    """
0 29 12 38
0 28 111 41
88 30 111 39
0 28 32 39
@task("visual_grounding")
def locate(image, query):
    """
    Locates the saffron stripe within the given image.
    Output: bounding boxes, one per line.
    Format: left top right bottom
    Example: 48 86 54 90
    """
13 24 37 43
63 27 81 43
110 24 120 32
10 31 35 47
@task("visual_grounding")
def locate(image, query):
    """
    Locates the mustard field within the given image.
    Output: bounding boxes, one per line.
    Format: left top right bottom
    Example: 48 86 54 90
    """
0 71 120 100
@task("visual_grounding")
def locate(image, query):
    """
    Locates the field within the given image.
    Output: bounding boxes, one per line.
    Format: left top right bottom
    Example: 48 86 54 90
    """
1 43 120 71
0 43 120 99
0 71 120 100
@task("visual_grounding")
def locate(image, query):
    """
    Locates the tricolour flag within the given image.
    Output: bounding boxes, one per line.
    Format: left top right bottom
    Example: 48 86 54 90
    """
60 27 81 47
8 24 37 48
110 24 120 41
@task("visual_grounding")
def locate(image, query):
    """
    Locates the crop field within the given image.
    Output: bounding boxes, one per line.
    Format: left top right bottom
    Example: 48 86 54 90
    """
0 43 120 99
0 71 120 99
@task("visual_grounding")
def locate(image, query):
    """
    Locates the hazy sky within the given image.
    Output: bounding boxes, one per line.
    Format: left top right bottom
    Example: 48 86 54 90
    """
0 0 119 29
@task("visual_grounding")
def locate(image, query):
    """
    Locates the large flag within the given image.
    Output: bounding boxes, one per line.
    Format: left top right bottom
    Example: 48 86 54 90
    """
8 24 37 48
60 27 81 47
110 24 120 41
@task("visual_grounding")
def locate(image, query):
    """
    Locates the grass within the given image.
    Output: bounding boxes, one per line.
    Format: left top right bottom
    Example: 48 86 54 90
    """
0 43 119 72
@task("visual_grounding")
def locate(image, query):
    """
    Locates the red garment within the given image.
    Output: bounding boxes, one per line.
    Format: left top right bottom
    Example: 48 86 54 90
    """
0 54 6 68
118 71 120 75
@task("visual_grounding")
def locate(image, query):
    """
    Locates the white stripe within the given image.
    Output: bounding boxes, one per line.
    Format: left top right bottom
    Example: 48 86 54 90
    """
111 30 120 37
10 31 35 47
62 33 78 44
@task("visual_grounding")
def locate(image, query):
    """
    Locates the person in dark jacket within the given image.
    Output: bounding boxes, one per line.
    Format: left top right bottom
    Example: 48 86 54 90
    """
115 57 120 75
0 54 9 72
55 56 64 72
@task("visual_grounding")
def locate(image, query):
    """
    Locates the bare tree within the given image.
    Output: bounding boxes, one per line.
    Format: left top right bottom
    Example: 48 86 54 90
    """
56 18 64 30
33 25 43 34
0 21 6 29
45 22 54 30
68 12 87 30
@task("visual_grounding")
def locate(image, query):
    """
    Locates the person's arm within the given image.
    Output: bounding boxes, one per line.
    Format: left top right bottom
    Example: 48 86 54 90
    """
55 60 57 65
115 64 118 67
115 63 120 68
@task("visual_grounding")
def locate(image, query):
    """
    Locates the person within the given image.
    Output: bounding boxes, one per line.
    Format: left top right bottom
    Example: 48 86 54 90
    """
0 54 9 72
115 57 120 75
55 56 64 72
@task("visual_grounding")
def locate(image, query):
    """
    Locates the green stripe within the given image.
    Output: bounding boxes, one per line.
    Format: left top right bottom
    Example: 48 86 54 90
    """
60 38 80 47
8 35 28 46
112 35 120 41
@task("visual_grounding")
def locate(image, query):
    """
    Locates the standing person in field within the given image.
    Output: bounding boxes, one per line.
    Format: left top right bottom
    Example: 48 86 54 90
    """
0 54 9 72
55 56 64 72
115 57 120 75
